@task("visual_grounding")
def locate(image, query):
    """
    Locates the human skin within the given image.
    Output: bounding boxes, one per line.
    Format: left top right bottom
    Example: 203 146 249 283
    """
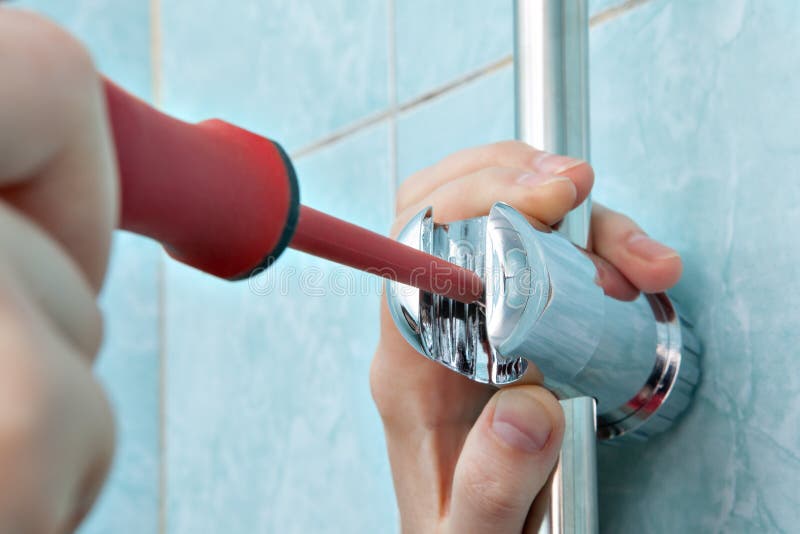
371 142 682 533
0 6 682 533
0 7 117 533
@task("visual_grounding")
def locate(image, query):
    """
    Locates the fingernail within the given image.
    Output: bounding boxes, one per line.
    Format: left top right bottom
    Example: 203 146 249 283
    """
492 389 553 453
532 152 585 175
516 172 572 188
626 233 680 261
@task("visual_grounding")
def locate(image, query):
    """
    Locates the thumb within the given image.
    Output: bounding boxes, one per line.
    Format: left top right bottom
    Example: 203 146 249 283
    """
446 386 564 534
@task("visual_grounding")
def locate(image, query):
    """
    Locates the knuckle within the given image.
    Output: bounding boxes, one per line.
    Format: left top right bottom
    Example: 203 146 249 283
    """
369 343 413 426
395 176 429 213
0 276 110 531
390 205 420 239
396 169 433 212
493 140 540 159
437 150 466 170
81 304 104 363
12 10 95 76
597 207 641 237
0 321 49 453
395 182 415 212
369 355 394 420
496 139 534 152
460 464 522 521
389 217 407 239
601 205 631 224
2 9 98 109
479 166 521 181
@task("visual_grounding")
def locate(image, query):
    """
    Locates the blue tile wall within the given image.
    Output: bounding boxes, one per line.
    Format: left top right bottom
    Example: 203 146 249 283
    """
590 1 800 531
89 233 161 534
163 124 396 534
11 2 162 533
395 0 511 103
160 0 389 153
396 66 515 180
393 0 651 107
15 0 152 99
589 0 635 17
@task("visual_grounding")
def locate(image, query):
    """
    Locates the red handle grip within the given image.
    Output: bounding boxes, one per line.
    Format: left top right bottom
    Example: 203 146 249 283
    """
104 80 299 280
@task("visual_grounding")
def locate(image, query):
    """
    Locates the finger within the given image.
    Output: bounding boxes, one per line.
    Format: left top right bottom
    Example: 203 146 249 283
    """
591 204 683 293
0 268 114 533
585 251 640 301
495 210 640 303
373 304 494 532
397 141 593 213
0 202 102 358
393 167 577 237
373 304 493 429
447 386 564 534
0 8 118 291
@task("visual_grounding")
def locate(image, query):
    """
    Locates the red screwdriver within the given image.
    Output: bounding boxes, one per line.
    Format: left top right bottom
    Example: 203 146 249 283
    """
104 79 484 304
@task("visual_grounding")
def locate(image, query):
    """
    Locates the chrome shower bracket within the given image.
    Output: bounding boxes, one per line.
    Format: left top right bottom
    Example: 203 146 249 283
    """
387 204 700 440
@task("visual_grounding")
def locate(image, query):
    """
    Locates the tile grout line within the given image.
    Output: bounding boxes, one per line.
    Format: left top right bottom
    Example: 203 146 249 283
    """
149 0 167 533
291 55 513 160
589 0 653 27
292 0 652 162
397 55 512 114
290 108 393 159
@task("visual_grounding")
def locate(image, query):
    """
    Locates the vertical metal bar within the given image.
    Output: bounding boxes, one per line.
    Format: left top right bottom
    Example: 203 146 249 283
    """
514 0 591 248
535 397 599 534
514 4 598 530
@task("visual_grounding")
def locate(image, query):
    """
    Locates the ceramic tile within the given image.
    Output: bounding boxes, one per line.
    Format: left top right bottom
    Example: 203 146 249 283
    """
14 0 152 99
82 234 161 534
164 123 397 534
393 0 631 105
589 0 640 18
160 0 389 153
395 0 511 103
590 0 800 531
396 66 515 181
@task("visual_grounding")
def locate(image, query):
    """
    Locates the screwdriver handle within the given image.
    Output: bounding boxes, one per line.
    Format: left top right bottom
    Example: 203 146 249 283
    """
103 79 300 280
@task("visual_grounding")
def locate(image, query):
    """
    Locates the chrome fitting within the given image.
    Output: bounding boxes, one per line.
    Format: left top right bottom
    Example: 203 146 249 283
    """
387 203 700 440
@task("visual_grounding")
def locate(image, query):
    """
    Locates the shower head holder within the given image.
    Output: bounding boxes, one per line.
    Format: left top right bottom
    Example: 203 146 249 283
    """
387 203 700 441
